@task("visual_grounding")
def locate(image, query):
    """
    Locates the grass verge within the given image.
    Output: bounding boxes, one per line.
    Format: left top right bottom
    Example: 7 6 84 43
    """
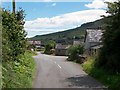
2 51 36 88
82 57 120 90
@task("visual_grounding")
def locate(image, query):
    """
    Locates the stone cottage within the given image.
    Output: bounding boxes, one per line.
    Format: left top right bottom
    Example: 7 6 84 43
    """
84 29 103 55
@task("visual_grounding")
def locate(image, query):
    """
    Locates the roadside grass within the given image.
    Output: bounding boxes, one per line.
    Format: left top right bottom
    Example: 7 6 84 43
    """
27 50 37 56
2 51 36 88
82 57 120 90
0 63 2 89
36 48 45 52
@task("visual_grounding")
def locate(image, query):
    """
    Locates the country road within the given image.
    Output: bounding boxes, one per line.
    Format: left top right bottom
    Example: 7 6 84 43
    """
33 52 107 89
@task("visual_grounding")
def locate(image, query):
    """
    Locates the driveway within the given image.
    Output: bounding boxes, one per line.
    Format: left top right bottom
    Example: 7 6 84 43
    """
33 52 107 89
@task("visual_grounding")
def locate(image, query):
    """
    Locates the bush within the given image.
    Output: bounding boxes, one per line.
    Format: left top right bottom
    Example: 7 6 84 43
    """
97 1 120 73
67 45 84 62
44 40 56 54
2 51 35 88
2 9 33 88
2 9 27 62
82 57 120 90
27 44 36 51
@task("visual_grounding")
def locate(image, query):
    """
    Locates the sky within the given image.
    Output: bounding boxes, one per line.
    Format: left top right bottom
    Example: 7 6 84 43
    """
1 0 116 37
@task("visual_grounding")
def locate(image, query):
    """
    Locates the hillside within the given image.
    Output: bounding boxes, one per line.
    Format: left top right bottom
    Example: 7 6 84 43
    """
29 18 104 45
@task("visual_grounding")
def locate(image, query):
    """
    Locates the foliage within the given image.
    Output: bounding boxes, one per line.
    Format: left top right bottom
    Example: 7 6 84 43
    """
2 9 35 88
44 40 56 54
97 1 120 73
82 57 120 90
0 8 2 89
27 43 36 51
67 45 84 63
2 51 35 88
2 9 27 62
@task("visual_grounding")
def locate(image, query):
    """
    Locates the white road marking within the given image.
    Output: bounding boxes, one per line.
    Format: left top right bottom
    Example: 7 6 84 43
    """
57 64 61 69
54 61 61 69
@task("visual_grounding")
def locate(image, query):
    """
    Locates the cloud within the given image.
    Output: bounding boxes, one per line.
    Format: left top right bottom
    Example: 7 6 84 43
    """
25 9 107 30
25 9 108 37
85 0 107 9
85 0 118 9
52 3 56 6
104 0 117 2
25 28 65 37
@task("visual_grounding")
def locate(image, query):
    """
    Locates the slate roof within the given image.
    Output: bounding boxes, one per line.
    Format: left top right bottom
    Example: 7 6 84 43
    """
86 29 103 42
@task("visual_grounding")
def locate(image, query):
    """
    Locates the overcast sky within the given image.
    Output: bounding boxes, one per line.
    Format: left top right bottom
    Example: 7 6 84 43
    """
2 0 116 37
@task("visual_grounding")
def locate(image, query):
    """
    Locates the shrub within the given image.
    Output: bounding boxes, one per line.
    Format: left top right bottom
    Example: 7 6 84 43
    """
67 45 84 62
2 51 35 88
82 57 120 90
44 40 56 54
97 1 120 73
2 9 27 62
2 8 30 88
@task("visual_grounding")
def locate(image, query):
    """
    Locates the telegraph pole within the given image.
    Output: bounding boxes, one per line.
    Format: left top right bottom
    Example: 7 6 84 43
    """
12 0 16 14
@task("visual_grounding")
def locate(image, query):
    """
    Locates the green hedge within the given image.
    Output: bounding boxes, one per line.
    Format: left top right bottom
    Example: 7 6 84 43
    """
82 57 120 90
2 51 35 88
2 9 35 88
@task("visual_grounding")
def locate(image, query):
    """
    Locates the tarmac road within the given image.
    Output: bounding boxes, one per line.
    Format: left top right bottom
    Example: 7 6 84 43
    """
33 52 107 89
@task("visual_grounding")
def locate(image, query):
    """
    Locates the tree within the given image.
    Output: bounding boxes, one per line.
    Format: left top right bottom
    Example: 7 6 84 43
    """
44 40 56 54
2 8 27 87
97 1 120 73
2 9 27 61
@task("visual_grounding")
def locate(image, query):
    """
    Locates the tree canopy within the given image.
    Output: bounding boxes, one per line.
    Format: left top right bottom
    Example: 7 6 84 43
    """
2 9 27 87
97 0 120 73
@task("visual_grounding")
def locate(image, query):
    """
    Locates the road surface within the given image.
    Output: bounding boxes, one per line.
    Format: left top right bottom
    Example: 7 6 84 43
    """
33 52 107 89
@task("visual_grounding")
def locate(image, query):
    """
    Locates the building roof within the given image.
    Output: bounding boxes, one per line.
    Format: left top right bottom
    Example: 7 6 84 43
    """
33 41 41 44
86 29 103 42
55 44 70 49
91 45 103 49
28 40 41 45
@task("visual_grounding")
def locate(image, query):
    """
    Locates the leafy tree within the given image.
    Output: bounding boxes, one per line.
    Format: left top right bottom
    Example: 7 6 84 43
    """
97 1 120 73
2 9 27 61
2 8 27 87
44 40 56 54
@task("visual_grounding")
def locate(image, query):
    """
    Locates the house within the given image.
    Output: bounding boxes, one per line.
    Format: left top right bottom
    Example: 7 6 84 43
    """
84 29 103 55
28 40 41 48
33 41 41 48
73 40 81 45
55 44 70 56
73 39 84 46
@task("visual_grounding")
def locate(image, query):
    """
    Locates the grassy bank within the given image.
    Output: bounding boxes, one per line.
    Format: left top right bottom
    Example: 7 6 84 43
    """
2 51 36 88
82 57 120 90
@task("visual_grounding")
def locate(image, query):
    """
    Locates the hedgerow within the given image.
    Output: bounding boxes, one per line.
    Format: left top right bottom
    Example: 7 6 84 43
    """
2 9 35 88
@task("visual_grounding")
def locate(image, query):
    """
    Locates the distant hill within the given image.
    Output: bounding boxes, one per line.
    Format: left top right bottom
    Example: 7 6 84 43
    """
29 18 104 45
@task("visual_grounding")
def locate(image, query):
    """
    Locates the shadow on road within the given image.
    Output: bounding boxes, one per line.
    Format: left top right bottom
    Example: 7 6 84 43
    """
66 75 108 90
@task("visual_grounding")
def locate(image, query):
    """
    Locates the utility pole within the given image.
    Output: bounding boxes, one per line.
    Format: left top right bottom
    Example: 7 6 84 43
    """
12 0 16 14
